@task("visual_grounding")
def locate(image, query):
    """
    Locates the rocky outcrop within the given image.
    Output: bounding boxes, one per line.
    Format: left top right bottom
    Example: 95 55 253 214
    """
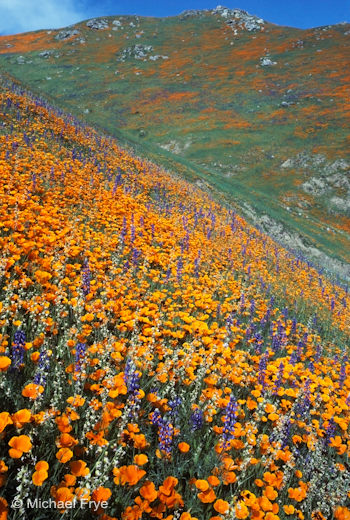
116 44 154 62
222 7 264 32
55 29 79 40
242 204 350 281
260 56 277 66
86 19 109 30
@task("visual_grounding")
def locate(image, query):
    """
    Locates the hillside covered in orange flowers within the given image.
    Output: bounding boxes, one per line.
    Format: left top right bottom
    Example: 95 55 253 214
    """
0 75 349 519
0 8 349 280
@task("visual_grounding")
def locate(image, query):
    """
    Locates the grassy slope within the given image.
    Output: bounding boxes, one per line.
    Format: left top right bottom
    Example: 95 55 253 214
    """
0 10 349 277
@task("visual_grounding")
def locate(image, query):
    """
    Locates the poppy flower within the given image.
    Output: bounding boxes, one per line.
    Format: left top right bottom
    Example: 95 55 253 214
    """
0 357 11 372
32 469 48 486
235 502 249 519
133 454 148 466
0 413 12 434
8 435 32 458
139 481 157 502
22 383 44 399
91 487 111 502
212 500 228 513
197 488 216 504
114 465 146 486
70 460 89 477
178 442 190 453
54 487 74 505
12 409 31 428
195 479 209 492
0 497 8 520
56 448 73 463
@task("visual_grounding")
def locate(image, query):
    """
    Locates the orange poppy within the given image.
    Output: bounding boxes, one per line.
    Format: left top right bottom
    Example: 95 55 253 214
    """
56 448 73 463
197 488 216 504
0 357 11 372
91 487 111 502
133 454 148 466
32 469 48 486
0 413 12 434
139 481 158 502
70 460 89 476
214 499 230 514
12 409 31 429
8 435 32 458
22 383 44 399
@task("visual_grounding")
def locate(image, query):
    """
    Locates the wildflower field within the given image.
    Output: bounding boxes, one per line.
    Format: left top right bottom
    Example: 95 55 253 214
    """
0 77 349 519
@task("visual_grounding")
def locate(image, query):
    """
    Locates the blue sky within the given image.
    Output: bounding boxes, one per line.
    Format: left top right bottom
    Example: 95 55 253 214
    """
0 0 349 35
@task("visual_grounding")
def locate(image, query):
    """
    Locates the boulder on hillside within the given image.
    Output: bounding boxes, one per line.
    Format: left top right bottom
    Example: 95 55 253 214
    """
86 19 109 30
55 29 80 40
260 56 277 66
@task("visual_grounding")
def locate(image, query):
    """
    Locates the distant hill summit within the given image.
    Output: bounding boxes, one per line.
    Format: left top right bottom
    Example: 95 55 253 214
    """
0 9 349 279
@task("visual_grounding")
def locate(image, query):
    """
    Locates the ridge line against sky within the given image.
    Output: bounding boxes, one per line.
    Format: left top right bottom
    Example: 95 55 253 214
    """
0 0 349 36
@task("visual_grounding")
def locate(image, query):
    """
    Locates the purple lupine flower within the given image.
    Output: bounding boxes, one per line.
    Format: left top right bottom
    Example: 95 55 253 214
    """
82 259 91 296
315 344 322 363
132 248 141 266
281 417 291 448
190 408 203 431
159 420 174 455
258 352 269 390
271 334 281 353
124 358 142 417
273 362 284 394
33 350 50 387
74 343 86 374
325 417 336 445
250 299 255 316
120 216 127 245
130 215 135 244
169 397 181 421
295 378 311 418
222 393 238 449
112 172 122 194
12 330 25 370
176 257 183 282
151 408 163 427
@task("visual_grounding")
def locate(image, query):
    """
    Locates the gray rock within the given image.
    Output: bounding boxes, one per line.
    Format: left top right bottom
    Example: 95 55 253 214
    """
116 44 153 62
149 55 168 61
39 50 54 58
281 152 326 169
323 159 349 175
302 177 328 195
86 19 109 30
329 196 350 214
260 56 277 66
55 29 79 40
224 7 264 31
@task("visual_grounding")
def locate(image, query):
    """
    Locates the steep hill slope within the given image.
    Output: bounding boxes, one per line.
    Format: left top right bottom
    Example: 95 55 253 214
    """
0 8 349 278
0 75 350 519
